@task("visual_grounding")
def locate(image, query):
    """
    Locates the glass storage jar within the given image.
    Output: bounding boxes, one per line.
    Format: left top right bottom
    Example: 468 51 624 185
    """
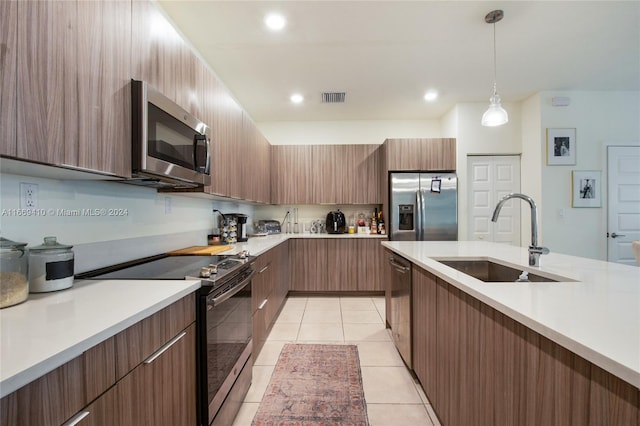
0 237 29 308
28 236 75 293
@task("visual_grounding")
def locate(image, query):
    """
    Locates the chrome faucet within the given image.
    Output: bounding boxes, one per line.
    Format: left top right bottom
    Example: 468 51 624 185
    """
491 193 549 266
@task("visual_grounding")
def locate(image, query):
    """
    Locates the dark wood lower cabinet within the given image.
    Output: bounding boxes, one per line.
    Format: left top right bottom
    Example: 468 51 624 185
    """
253 241 290 359
411 267 437 400
0 337 116 426
290 238 385 292
63 386 118 426
289 239 328 291
0 295 197 426
411 267 640 426
117 323 197 426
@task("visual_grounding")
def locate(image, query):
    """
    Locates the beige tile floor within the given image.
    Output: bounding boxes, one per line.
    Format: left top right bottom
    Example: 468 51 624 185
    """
232 295 441 426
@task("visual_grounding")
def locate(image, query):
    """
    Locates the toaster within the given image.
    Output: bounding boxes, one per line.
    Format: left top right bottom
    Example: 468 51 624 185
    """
258 220 281 234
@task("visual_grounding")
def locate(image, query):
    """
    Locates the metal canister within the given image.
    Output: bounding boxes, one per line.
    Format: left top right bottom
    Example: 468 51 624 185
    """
0 237 29 308
28 237 74 293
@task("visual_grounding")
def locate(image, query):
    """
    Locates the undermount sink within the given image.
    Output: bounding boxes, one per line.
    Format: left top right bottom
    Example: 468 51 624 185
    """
436 259 567 283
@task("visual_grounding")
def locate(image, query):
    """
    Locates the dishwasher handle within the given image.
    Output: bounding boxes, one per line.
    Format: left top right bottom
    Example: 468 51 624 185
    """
389 256 411 273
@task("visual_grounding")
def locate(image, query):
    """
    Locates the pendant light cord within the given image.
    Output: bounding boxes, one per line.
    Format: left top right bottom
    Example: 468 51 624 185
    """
492 22 497 96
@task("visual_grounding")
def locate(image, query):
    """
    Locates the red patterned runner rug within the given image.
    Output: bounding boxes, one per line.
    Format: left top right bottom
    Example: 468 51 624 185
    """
252 344 369 426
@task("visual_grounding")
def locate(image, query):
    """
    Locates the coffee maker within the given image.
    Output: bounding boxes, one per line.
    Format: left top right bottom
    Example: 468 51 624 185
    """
227 213 249 242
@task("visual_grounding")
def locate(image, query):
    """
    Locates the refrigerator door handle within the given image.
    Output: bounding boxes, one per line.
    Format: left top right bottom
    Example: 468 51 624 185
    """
415 190 422 240
419 189 427 240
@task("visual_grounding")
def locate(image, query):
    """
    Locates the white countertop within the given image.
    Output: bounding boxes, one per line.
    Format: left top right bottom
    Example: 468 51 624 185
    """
0 233 384 398
230 233 387 256
382 240 640 389
0 278 200 398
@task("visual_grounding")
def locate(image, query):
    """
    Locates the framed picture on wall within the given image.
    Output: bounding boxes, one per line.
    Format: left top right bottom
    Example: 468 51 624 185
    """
572 170 601 208
547 128 576 165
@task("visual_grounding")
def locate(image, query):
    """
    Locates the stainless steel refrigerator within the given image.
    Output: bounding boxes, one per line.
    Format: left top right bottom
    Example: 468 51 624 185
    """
389 172 458 241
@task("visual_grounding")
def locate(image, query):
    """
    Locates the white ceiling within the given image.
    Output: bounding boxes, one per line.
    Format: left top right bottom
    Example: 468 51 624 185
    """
158 1 639 123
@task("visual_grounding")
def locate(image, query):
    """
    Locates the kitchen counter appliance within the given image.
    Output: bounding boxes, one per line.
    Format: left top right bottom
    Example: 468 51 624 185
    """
226 214 249 242
77 252 254 426
257 220 281 234
130 79 211 189
326 210 346 234
389 172 458 241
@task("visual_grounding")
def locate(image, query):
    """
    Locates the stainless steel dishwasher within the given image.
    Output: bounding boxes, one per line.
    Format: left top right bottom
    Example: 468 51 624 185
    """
389 254 412 368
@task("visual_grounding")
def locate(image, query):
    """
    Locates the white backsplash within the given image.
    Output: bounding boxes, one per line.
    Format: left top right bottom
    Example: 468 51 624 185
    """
0 173 256 271
254 204 382 233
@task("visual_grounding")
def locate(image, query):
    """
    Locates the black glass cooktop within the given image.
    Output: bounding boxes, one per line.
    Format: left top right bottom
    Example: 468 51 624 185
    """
76 254 248 282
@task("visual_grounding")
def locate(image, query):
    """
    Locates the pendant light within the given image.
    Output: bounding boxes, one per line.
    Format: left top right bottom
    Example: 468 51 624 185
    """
481 10 508 127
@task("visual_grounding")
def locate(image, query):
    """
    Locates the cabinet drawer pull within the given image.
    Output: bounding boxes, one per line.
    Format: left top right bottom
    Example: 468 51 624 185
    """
259 265 270 274
258 299 268 310
63 411 90 426
144 331 187 364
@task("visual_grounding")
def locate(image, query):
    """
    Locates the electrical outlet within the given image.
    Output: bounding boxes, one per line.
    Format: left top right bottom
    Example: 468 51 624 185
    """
20 183 39 209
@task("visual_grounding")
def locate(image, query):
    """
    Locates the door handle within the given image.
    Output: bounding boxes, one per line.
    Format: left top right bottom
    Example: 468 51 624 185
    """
610 232 626 238
415 190 422 240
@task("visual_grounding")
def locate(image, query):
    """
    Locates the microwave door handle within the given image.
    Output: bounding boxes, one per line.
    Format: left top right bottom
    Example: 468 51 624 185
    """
204 136 211 174
193 134 204 172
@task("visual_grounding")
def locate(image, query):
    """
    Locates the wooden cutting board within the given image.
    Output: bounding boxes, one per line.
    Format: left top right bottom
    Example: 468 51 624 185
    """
168 245 234 256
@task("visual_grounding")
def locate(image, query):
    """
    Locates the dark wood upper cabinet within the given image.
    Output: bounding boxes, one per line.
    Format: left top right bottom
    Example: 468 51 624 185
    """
7 0 459 206
271 144 381 205
0 0 17 157
241 114 271 203
132 1 271 203
202 71 242 198
382 138 456 171
76 0 131 177
16 1 76 166
271 145 313 205
13 0 131 177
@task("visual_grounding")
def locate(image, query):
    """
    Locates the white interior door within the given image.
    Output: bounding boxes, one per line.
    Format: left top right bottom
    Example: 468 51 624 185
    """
468 155 521 245
607 145 640 265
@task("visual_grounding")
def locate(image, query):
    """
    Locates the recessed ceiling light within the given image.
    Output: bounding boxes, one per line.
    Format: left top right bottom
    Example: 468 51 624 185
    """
265 13 286 31
290 93 304 104
424 90 438 102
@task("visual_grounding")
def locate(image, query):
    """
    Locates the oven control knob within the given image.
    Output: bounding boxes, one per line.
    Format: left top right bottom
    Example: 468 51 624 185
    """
199 267 211 278
208 264 218 274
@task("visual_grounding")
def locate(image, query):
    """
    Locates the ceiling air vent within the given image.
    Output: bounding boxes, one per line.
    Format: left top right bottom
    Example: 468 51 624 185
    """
321 92 346 103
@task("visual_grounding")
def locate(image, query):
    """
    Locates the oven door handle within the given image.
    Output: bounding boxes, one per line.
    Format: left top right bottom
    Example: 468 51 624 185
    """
211 269 255 307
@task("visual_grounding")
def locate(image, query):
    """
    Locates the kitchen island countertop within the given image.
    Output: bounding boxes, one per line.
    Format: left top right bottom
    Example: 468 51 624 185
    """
382 240 640 389
0 278 200 398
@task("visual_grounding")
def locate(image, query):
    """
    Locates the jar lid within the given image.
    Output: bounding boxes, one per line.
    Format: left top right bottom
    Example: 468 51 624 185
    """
29 236 73 251
0 236 27 250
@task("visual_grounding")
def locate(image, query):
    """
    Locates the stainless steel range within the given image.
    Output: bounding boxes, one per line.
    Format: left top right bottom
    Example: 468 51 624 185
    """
77 252 255 426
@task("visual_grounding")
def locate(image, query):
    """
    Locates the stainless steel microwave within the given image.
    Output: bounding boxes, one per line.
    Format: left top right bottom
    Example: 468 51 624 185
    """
131 80 211 188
